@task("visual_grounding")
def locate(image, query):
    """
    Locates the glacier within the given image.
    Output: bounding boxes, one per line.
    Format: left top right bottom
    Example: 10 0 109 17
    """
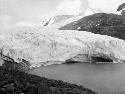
0 24 125 68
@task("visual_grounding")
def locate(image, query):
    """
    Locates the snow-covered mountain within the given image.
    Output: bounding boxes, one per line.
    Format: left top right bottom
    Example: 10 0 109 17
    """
42 15 74 26
60 13 125 40
0 12 125 69
1 4 125 69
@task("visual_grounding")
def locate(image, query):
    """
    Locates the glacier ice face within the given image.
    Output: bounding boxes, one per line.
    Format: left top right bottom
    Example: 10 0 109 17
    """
0 25 125 68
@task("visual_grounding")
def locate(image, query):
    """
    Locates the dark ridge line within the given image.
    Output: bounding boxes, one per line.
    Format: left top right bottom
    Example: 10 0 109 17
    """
59 13 125 41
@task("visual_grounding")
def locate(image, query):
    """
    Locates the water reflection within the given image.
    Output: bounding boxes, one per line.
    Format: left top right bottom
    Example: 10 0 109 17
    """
29 63 125 94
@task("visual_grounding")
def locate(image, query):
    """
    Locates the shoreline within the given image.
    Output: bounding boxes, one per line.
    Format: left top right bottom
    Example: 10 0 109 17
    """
0 60 98 94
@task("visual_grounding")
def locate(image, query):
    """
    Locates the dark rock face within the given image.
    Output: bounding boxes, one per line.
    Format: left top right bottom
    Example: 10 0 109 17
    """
121 10 125 16
60 13 125 40
0 64 98 94
117 3 125 11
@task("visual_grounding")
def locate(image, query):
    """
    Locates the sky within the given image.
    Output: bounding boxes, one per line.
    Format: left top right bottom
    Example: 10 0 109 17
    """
0 0 88 28
1 0 125 29
0 0 61 27
88 0 125 13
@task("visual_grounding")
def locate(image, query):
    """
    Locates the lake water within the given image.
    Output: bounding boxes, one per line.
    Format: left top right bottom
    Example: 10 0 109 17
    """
28 63 125 94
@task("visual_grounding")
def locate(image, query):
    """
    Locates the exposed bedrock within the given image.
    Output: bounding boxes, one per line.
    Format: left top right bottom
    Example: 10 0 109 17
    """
59 13 125 40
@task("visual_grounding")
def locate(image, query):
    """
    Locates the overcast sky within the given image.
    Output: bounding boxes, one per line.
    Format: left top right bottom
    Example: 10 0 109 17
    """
0 0 61 26
0 0 88 28
1 0 125 28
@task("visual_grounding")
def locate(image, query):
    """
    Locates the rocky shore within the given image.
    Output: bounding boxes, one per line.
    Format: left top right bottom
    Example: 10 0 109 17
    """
0 60 98 94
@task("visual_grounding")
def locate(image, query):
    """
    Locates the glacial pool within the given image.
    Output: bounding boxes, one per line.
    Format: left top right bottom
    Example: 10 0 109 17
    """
28 63 125 94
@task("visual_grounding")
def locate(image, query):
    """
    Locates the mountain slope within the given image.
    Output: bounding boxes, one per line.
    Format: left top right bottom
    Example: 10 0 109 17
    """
60 13 125 40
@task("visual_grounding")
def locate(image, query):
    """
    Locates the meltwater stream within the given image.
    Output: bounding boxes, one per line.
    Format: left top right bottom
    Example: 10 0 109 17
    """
28 63 125 94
